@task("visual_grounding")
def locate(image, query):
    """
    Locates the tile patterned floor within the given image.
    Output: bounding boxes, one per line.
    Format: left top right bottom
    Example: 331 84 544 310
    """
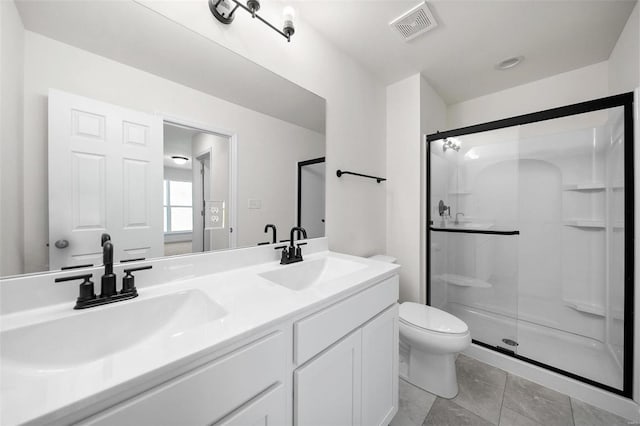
390 354 637 426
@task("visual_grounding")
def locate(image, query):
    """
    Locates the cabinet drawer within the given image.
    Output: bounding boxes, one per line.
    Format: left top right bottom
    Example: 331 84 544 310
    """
82 331 286 426
216 384 286 426
294 275 398 365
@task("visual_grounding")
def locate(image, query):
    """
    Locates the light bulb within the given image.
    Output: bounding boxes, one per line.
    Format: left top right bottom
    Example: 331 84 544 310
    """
282 6 295 40
283 6 295 22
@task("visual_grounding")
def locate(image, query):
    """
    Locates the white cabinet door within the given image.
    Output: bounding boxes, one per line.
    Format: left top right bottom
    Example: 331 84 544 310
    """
48 89 163 269
361 305 399 426
217 384 286 426
294 330 362 426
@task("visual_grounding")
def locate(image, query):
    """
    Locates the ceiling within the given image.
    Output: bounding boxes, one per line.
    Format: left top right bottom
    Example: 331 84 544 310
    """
163 124 202 169
288 0 637 104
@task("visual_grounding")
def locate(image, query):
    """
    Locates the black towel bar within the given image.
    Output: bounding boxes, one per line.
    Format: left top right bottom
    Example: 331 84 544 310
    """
336 169 386 183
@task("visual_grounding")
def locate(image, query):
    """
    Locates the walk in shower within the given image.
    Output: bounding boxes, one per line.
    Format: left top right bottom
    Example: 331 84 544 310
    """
426 93 634 396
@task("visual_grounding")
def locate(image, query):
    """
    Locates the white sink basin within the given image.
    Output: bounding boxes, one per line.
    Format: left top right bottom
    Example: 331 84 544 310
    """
259 257 367 291
1 289 227 368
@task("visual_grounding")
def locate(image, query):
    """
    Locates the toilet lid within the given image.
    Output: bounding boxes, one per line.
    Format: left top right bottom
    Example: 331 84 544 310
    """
399 303 468 334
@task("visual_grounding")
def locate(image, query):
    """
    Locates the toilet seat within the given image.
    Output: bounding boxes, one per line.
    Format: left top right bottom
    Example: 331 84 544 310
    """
399 303 468 334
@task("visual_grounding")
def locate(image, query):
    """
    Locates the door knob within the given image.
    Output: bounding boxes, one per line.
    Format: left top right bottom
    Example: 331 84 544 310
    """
54 239 69 249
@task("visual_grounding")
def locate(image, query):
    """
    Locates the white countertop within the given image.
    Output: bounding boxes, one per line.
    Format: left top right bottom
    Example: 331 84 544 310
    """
0 246 399 425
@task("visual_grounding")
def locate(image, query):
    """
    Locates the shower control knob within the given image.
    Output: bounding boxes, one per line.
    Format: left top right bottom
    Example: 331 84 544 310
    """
54 239 69 249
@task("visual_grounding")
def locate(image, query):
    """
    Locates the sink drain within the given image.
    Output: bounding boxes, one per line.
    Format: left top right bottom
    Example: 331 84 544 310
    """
502 338 518 347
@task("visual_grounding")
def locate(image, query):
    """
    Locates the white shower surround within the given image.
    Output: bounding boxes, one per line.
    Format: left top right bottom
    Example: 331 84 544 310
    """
429 101 637 421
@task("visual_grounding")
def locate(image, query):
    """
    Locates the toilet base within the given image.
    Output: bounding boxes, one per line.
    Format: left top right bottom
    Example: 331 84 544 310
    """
405 349 459 399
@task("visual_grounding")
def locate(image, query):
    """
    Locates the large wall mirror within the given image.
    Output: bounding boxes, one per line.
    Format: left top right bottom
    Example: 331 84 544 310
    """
1 0 326 278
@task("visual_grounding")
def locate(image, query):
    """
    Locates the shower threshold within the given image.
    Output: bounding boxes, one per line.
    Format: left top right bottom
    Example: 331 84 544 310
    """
447 303 624 394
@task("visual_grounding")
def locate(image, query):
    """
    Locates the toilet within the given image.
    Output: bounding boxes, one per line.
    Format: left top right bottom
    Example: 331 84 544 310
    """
399 302 470 398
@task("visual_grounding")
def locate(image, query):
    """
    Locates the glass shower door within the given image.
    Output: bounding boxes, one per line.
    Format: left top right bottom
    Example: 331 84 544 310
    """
514 107 627 391
429 127 520 352
427 94 633 396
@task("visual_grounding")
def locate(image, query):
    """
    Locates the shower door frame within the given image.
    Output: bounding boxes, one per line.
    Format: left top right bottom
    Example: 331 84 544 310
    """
425 92 635 398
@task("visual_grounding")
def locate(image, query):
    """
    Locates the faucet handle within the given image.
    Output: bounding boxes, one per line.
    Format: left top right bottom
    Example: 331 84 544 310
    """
122 265 152 295
274 245 289 263
55 273 96 306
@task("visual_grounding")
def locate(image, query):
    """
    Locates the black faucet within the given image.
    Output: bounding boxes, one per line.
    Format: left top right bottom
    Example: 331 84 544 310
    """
264 224 277 244
274 227 307 265
289 226 307 247
54 234 151 309
100 239 117 298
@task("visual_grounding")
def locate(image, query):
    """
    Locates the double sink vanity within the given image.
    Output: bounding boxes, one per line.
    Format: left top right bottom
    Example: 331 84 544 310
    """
0 238 400 425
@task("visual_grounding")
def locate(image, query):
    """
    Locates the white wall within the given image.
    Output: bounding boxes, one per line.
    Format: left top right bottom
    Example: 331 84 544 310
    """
0 0 24 277
191 132 230 251
386 75 421 303
299 162 326 239
138 1 387 257
609 2 640 402
386 74 446 303
608 2 639 95
609 2 640 403
447 61 609 129
164 166 192 182
21 31 324 273
420 77 447 304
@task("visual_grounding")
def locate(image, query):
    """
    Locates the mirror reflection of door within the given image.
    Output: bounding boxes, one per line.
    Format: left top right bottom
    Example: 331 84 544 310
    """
163 123 232 256
48 89 164 269
298 157 326 239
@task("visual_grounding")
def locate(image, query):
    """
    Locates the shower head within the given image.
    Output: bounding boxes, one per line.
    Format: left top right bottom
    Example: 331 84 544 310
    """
443 138 460 152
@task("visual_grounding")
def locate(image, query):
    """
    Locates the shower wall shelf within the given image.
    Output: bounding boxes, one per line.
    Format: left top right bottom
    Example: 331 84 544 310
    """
435 273 492 288
563 220 606 228
562 183 605 191
562 220 623 229
563 298 605 316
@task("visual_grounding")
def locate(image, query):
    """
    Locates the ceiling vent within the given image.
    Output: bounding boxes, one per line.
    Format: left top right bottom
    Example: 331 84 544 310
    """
389 1 438 41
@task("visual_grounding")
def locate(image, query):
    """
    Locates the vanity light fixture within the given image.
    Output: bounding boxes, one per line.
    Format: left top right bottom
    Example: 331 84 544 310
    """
171 156 189 165
209 0 296 42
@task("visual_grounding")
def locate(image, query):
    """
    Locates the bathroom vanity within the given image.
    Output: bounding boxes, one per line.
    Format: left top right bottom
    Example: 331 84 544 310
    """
0 239 400 425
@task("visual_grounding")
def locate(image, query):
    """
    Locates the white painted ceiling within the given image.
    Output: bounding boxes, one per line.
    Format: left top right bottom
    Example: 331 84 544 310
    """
163 124 201 169
288 0 637 104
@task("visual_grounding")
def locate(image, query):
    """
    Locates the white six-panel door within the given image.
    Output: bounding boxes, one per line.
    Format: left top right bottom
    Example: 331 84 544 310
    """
48 89 163 269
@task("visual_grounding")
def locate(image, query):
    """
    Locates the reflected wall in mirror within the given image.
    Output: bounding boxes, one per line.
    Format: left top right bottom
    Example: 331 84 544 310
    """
0 0 326 277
